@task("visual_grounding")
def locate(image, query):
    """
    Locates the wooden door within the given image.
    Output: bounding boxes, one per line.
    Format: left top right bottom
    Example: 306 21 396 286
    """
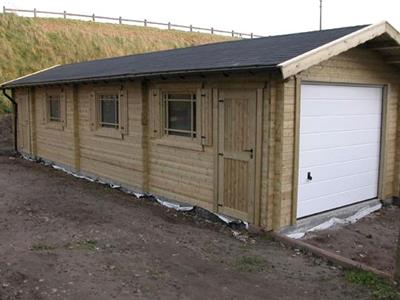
217 89 257 222
18 93 31 154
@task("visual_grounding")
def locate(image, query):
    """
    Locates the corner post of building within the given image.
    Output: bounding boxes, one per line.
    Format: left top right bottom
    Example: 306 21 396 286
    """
259 80 272 228
272 75 299 230
254 87 264 226
29 87 37 157
141 80 150 193
378 84 390 200
72 84 81 172
291 75 302 225
393 85 400 198
272 80 286 230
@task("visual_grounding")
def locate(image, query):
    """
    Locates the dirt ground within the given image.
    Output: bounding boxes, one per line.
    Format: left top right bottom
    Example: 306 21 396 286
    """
0 156 377 300
304 205 400 275
0 114 13 152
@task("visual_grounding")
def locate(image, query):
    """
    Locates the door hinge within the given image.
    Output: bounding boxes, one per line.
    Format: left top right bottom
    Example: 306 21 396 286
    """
244 148 254 159
218 153 224 156
218 99 224 103
217 204 223 207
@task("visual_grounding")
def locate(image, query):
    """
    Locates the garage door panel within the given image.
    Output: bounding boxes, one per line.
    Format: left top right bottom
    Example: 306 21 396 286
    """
299 158 379 184
298 172 378 202
297 184 379 218
301 85 382 100
300 129 381 151
298 84 382 218
300 143 380 168
300 114 381 134
301 99 382 116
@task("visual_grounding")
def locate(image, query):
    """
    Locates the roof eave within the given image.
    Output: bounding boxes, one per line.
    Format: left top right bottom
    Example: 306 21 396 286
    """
278 21 400 79
0 64 60 89
0 65 278 89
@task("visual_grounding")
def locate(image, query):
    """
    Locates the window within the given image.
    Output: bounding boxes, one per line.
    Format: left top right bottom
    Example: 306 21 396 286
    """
44 89 65 130
48 95 61 122
98 94 119 129
163 92 196 138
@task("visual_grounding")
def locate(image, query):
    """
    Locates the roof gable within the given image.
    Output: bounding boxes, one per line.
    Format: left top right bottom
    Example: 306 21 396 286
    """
279 21 400 78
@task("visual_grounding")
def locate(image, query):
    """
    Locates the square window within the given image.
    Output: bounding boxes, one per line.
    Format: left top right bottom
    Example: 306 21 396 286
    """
164 93 196 138
48 95 61 122
98 94 119 129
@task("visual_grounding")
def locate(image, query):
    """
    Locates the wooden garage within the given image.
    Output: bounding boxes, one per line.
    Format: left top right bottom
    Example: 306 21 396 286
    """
2 21 400 231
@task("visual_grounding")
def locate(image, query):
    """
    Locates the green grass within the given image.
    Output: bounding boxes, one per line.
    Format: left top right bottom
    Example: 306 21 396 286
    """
66 239 99 251
31 239 99 252
345 270 400 300
31 243 57 251
231 255 268 273
0 13 232 114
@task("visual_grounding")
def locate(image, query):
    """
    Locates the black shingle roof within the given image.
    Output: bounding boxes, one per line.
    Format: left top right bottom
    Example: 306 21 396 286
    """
1 25 368 88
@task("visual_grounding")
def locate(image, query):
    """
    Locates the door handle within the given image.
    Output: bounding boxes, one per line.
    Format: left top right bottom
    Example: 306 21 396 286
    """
244 148 253 159
307 172 313 181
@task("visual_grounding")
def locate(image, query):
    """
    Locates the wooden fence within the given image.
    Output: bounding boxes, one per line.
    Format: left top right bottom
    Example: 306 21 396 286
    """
2 6 263 39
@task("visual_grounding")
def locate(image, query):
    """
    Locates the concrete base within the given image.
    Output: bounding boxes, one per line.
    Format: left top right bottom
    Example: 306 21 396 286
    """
280 199 382 237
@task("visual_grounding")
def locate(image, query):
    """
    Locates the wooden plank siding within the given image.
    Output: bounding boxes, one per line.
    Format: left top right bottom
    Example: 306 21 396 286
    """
78 82 145 191
147 81 214 210
13 75 270 225
35 86 75 167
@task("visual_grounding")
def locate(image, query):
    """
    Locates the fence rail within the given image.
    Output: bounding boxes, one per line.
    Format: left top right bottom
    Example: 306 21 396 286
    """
2 6 263 39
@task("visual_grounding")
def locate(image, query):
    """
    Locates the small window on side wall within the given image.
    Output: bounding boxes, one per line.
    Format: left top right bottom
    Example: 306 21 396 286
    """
48 94 61 122
98 94 119 129
163 92 196 138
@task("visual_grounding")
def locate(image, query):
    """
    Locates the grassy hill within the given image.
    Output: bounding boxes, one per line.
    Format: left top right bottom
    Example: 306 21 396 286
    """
0 14 232 113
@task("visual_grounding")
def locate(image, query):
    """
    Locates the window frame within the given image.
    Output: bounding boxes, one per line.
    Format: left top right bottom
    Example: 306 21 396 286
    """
44 88 66 131
48 94 62 122
90 86 128 140
162 91 198 140
97 92 120 130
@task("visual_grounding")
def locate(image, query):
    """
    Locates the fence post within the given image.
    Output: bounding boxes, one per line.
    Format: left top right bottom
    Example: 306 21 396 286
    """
144 19 147 27
168 22 171 30
33 8 37 18
92 13 95 21
119 16 122 24
251 32 253 39
2 6 5 14
63 10 66 19
231 30 234 37
189 25 193 32
211 27 214 34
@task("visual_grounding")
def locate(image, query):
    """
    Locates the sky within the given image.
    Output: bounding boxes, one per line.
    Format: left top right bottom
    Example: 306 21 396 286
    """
2 0 400 36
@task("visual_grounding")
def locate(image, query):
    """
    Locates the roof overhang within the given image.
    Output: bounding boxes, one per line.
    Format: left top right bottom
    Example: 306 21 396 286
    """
1 65 60 89
278 21 400 79
0 65 277 89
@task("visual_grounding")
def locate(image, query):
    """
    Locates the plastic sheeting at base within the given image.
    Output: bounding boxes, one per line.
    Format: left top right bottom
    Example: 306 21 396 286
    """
19 155 248 229
286 203 382 239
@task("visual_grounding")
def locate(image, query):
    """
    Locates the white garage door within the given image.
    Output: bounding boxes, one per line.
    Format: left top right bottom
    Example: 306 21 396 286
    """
297 84 382 218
